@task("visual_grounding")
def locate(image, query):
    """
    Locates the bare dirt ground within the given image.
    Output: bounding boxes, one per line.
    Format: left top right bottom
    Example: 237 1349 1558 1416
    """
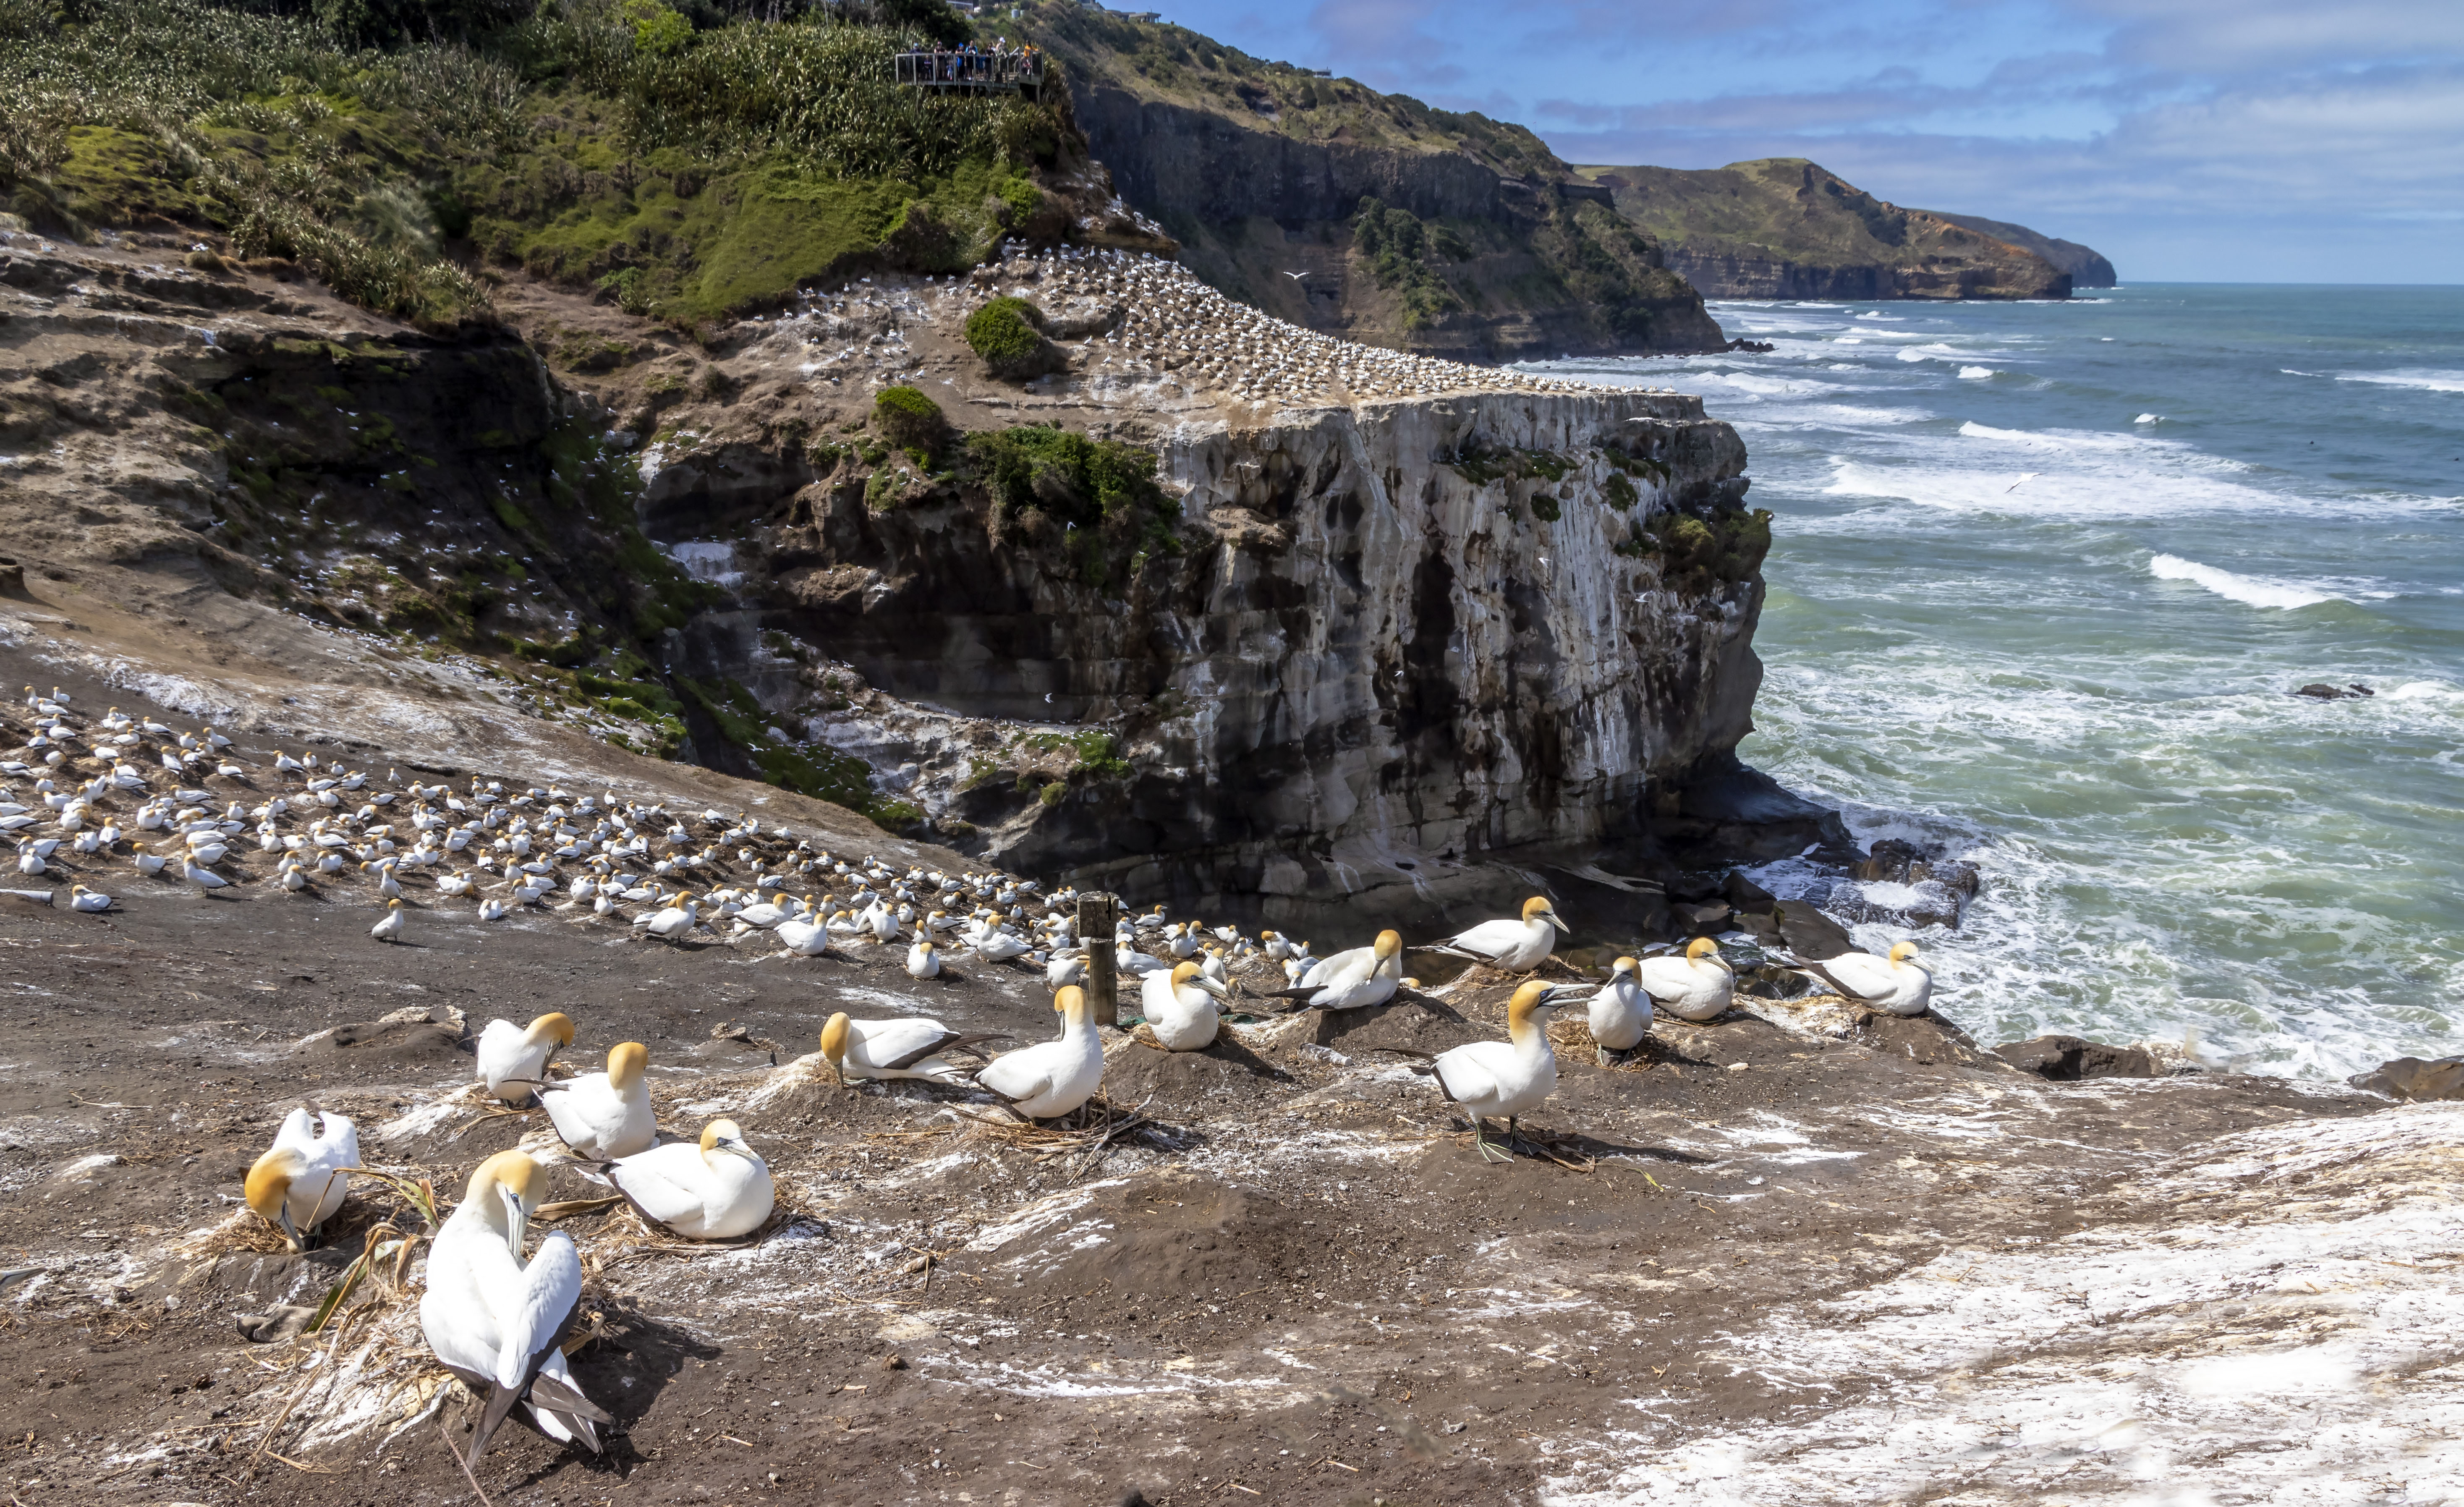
5 625 2457 1507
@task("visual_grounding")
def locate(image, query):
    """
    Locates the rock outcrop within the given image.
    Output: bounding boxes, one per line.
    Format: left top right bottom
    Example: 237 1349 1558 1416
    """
1577 159 2074 301
1923 210 2117 287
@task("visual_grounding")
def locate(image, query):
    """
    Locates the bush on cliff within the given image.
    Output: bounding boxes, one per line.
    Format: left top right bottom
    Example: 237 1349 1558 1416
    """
872 385 948 457
968 422 1177 587
964 296 1065 380
1646 505 1774 591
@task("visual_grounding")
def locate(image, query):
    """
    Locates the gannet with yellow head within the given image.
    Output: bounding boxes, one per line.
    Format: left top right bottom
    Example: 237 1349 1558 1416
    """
1631 937 1734 1023
1425 896 1569 973
1396 980 1584 1162
1141 960 1232 1051
419 1151 608 1462
815 1011 999 1085
475 1012 575 1106
1584 956 1655 1064
602 1119 774 1240
1271 929 1403 1013
537 1042 656 1158
244 1107 360 1251
974 985 1105 1120
1798 940 1933 1017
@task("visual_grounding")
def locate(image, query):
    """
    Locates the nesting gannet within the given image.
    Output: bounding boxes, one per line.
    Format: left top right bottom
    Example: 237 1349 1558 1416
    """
776 916 832 955
602 1119 774 1240
1045 947 1087 990
644 892 699 941
1389 981 1583 1161
905 938 942 978
476 1012 575 1106
538 1042 657 1159
1141 960 1232 1050
816 1011 999 1084
1271 929 1404 1012
420 1151 607 1462
1585 956 1653 1063
1425 896 1569 972
1632 938 1734 1023
975 985 1105 1120
244 1107 360 1250
1797 940 1933 1016
67 884 113 913
370 897 405 942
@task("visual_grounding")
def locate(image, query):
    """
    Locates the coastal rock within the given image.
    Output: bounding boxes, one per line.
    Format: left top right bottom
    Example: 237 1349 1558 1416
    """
1993 1033 2162 1081
2349 1056 2464 1102
2295 682 2374 700
1773 899 1855 960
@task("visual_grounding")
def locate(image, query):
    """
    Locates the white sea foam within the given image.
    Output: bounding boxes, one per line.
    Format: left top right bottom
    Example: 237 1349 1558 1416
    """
2147 554 2336 610
2334 368 2464 393
1956 366 1994 380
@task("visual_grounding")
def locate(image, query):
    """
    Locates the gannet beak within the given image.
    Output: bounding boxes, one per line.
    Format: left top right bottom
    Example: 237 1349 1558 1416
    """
1199 975 1231 999
1544 909 1570 934
275 1205 302 1253
500 1181 529 1257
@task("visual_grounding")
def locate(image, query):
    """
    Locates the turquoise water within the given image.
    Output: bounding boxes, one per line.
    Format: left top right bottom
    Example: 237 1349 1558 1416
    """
1537 286 2464 1078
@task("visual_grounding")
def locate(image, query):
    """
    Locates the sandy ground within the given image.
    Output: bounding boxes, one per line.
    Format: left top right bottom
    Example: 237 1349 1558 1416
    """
4 629 2457 1507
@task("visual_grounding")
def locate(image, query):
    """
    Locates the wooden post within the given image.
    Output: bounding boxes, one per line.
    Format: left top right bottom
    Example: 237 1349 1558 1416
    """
1078 891 1121 1028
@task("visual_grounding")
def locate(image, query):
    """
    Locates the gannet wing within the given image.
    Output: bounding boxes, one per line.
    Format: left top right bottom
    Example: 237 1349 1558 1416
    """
471 1232 589 1460
976 1047 1056 1106
1806 951 1894 1001
1431 1042 1507 1106
606 1148 708 1230
1628 957 1700 1005
1439 918 1522 959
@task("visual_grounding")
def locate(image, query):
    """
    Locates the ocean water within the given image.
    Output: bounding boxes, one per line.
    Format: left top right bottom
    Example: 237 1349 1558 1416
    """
1533 286 2464 1079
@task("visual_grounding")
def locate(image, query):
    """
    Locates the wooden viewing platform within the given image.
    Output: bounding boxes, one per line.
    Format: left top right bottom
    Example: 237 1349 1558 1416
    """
894 48 1046 99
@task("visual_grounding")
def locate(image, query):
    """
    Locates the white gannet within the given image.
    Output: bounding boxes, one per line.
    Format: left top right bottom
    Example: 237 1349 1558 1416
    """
905 938 941 978
419 1151 608 1462
1271 929 1403 1012
67 884 113 913
244 1107 360 1250
1585 956 1654 1063
1424 896 1569 973
975 985 1105 1120
1141 960 1232 1051
1390 980 1583 1162
181 854 230 890
478 896 509 922
602 1118 774 1240
370 897 405 942
476 1012 575 1106
1797 940 1933 1016
815 1011 996 1084
538 1041 657 1159
645 892 699 941
1045 947 1087 990
776 916 832 955
1631 937 1734 1023
968 924 1030 963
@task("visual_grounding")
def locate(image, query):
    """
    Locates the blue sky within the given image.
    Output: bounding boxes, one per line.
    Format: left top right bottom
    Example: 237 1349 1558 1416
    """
1137 0 2464 283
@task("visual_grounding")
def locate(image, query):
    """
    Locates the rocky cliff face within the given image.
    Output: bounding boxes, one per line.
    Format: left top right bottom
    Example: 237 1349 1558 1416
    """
1925 210 2117 287
652 386 1834 921
1581 159 2074 302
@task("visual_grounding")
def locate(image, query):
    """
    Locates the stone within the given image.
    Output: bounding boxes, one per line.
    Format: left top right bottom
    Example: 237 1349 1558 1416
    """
1678 900 1732 934
1993 1034 2161 1081
1856 838 1923 884
2349 1056 2464 1102
2294 683 2373 700
1772 900 1854 961
1721 870 1777 914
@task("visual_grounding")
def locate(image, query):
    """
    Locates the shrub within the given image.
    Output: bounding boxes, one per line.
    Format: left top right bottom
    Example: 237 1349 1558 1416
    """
964 295 1062 380
1603 472 1639 510
872 384 946 454
967 424 1162 531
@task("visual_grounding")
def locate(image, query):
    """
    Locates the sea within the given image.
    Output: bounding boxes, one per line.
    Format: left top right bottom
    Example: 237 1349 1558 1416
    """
1531 285 2464 1081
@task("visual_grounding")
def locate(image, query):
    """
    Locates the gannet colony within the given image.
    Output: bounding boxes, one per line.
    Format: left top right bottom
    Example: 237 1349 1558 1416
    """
3 664 2458 1507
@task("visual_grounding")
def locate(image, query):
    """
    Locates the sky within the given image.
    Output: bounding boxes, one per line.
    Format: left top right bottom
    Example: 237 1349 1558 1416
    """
1137 0 2464 283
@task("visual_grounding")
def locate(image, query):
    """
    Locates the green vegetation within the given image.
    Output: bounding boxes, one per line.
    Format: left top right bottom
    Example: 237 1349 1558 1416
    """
0 0 1073 327
1602 472 1638 510
871 383 946 454
1627 504 1773 591
1027 728 1130 781
963 294 1058 378
1350 196 1459 328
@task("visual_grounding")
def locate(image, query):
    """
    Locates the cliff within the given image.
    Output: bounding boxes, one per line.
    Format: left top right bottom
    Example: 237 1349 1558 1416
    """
1924 209 2118 286
1011 2 1729 361
1576 158 2074 301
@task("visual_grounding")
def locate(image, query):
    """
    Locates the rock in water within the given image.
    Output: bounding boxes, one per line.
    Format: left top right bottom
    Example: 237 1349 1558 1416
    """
2350 1056 2464 1102
2294 682 2374 700
1993 1034 2161 1081
1773 899 1855 961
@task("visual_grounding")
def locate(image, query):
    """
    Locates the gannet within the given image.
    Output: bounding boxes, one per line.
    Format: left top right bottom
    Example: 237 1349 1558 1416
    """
644 893 699 941
1389 981 1583 1161
975 985 1105 1120
538 1042 657 1159
1424 896 1569 972
1142 960 1232 1051
181 854 230 889
1045 948 1087 990
1632 938 1734 1023
370 897 405 942
476 1012 574 1105
905 938 941 978
602 1119 774 1240
816 1011 999 1085
420 1151 607 1462
67 884 113 913
1797 940 1933 1016
1271 929 1403 1012
776 916 832 955
244 1107 360 1250
1585 956 1653 1063
968 924 1030 963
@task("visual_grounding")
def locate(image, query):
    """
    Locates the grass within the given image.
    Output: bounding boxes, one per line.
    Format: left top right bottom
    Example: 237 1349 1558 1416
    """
871 383 944 453
966 422 1177 587
963 294 1054 377
0 0 1073 327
